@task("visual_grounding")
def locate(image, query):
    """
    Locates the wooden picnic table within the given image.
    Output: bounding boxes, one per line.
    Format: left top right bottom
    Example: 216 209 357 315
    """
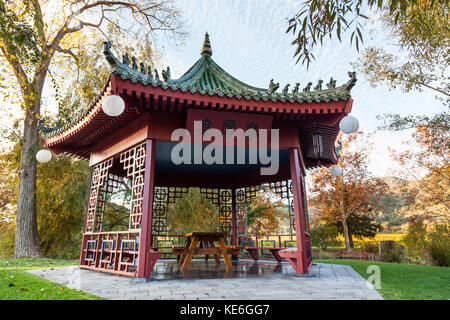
178 232 234 271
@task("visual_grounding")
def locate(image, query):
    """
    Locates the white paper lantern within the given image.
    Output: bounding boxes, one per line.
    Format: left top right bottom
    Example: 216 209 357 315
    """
36 149 52 163
339 115 359 134
102 95 125 117
330 166 342 177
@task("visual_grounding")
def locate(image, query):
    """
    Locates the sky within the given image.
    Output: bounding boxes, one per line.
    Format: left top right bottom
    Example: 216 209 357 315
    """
0 0 444 178
148 0 444 177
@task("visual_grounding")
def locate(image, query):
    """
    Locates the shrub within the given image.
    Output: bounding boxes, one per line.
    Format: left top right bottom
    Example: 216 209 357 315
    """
354 238 379 254
310 222 341 250
402 219 429 264
318 251 332 259
427 223 450 267
379 242 403 263
0 222 15 258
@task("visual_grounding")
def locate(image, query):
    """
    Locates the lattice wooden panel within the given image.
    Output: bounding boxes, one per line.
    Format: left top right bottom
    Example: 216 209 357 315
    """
152 186 168 235
235 189 247 235
244 185 260 203
199 188 221 204
167 187 188 203
85 158 113 232
151 186 188 236
270 180 295 234
219 189 232 234
120 143 146 230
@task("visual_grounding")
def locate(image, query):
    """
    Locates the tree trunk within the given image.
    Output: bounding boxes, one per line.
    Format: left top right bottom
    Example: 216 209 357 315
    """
14 98 43 258
349 232 354 248
341 220 352 252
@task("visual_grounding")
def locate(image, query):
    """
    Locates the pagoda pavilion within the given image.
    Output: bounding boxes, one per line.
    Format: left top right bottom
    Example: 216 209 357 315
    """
41 33 356 278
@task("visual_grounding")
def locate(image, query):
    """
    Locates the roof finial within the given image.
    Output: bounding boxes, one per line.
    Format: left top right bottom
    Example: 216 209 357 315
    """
201 32 212 57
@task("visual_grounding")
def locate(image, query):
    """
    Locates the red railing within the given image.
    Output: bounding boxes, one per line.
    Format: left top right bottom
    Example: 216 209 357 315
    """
79 231 309 273
79 231 140 277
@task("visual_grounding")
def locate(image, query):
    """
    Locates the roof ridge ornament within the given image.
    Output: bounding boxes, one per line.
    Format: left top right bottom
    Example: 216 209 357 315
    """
267 79 279 94
343 71 357 91
103 41 118 67
201 32 212 57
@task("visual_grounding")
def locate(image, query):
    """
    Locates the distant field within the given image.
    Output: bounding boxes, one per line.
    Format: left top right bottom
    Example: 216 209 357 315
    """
373 233 405 241
336 233 405 243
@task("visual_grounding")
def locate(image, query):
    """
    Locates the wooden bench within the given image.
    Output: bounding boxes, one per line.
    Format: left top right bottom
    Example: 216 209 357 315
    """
171 245 187 263
244 247 284 263
225 245 244 255
278 248 298 270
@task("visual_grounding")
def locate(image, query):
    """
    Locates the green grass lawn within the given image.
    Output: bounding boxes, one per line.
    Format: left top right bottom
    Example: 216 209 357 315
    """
317 259 450 300
0 258 102 300
2 257 448 300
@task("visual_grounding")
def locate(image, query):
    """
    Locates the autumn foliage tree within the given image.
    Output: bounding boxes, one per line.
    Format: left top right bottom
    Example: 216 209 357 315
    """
389 123 449 223
0 0 183 257
246 189 287 235
309 132 388 251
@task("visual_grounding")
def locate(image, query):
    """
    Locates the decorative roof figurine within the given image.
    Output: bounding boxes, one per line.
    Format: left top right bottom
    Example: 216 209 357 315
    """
292 83 300 94
154 69 160 81
344 71 357 91
38 119 60 133
267 79 280 94
131 56 138 69
282 84 290 95
326 77 336 89
314 79 323 91
162 66 171 82
122 52 130 66
303 82 312 92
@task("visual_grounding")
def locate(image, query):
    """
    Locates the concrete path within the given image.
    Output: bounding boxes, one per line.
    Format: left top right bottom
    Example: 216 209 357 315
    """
27 262 383 300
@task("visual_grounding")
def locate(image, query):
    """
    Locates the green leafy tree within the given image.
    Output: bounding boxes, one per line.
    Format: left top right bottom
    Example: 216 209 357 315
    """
246 189 287 235
330 212 382 248
310 222 341 250
167 188 218 234
0 0 183 257
286 0 447 68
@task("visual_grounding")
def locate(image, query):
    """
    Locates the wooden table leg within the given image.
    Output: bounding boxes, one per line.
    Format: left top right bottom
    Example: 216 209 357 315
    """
181 238 198 271
209 240 221 264
217 237 233 271
247 248 259 262
202 241 209 262
179 237 191 265
270 249 282 263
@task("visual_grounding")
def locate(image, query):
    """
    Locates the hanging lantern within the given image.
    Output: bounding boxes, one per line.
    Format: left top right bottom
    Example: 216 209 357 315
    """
102 95 125 117
339 115 359 134
330 166 342 177
36 149 52 163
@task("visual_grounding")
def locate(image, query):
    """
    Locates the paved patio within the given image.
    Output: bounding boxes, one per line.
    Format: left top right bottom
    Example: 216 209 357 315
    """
27 261 383 300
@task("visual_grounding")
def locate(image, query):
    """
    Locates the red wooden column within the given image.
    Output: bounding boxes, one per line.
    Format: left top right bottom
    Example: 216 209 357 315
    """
289 147 309 274
79 166 94 267
137 139 159 278
231 188 238 246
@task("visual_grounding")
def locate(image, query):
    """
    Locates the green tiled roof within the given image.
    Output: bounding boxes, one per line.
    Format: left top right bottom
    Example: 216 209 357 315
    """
41 33 357 138
103 33 357 103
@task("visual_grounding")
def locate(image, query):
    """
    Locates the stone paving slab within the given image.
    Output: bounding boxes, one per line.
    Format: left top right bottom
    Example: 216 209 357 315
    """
27 262 383 300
